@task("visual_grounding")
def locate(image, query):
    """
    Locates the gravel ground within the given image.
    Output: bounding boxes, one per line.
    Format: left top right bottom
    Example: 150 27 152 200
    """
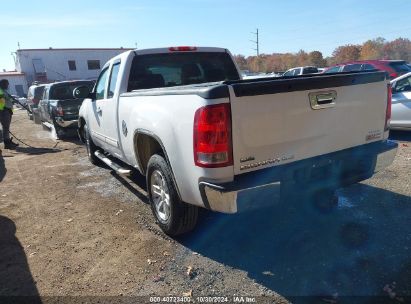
0 109 410 304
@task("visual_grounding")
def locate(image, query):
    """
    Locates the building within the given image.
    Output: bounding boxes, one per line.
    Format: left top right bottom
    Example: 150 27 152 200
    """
0 71 28 96
13 48 132 95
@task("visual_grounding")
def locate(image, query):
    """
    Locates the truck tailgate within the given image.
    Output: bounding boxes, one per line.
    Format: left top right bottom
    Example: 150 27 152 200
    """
58 99 83 116
228 72 389 175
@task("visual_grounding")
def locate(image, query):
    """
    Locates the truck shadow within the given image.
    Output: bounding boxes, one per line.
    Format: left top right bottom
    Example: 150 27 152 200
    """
0 215 42 303
179 183 411 298
110 170 149 205
389 130 411 142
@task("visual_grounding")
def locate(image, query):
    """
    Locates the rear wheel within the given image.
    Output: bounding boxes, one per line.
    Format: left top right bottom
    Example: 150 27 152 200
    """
84 124 99 165
53 123 66 140
147 154 198 236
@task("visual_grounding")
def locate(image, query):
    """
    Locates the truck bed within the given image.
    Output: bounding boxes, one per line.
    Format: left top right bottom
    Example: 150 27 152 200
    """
124 71 389 176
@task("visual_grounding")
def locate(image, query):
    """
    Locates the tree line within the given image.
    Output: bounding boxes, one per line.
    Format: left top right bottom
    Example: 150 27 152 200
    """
233 37 411 73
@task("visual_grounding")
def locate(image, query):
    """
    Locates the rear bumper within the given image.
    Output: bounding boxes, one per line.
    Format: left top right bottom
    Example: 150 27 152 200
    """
55 117 78 128
199 140 398 213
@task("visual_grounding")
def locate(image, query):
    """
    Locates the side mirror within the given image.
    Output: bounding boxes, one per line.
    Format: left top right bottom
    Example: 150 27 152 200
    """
73 86 94 99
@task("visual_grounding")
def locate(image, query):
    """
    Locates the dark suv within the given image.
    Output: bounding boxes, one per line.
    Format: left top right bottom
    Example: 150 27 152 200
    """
38 80 94 138
323 60 411 79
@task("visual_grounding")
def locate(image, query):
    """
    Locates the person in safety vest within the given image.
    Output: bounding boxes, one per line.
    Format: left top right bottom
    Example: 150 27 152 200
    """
0 79 19 149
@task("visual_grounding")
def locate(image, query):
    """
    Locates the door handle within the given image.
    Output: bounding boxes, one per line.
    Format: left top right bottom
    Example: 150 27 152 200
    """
96 107 102 115
309 90 337 110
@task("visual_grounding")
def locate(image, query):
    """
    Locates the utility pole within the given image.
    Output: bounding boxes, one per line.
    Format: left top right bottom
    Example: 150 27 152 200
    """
250 28 259 57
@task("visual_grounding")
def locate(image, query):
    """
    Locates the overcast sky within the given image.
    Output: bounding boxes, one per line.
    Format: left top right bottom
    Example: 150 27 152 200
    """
1 0 410 70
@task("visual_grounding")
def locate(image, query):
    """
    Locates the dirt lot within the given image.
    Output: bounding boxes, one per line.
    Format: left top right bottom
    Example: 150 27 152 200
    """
1 109 410 303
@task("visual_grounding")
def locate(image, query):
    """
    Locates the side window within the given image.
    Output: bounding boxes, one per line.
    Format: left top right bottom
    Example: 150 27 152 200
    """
108 62 121 98
303 67 318 74
95 68 109 100
325 66 341 73
342 64 362 72
362 64 375 71
293 68 301 76
283 70 294 76
394 76 411 93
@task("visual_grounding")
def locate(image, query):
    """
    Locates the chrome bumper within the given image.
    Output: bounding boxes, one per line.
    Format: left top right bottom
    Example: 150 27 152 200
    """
200 140 398 214
55 117 77 128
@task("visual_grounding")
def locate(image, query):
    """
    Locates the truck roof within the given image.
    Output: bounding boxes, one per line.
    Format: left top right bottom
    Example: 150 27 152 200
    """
104 47 230 69
134 46 228 55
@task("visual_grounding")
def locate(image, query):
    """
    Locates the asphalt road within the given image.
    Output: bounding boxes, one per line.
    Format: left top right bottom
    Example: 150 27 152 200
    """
0 109 410 304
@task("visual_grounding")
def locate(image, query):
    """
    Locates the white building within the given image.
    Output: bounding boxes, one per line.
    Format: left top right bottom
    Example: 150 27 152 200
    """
14 48 132 92
0 71 28 96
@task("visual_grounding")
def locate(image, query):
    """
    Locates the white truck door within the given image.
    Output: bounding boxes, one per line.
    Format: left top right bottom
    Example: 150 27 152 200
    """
100 60 122 156
88 66 110 147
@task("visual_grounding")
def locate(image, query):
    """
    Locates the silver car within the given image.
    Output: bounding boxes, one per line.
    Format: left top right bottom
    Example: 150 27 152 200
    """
390 72 411 131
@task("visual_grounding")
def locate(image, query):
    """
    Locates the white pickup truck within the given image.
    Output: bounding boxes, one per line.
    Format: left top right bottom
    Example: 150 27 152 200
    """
75 46 398 236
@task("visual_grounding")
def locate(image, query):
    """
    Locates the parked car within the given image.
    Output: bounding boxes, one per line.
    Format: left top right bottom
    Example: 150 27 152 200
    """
27 84 46 121
323 60 411 79
38 80 94 138
282 66 319 76
390 72 411 130
75 46 397 236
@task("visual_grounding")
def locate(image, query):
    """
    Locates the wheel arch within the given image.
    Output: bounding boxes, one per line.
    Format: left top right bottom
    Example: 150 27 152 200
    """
78 116 86 142
133 129 182 199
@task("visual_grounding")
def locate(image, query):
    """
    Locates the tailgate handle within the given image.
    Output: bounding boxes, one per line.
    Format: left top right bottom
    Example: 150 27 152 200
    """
309 91 337 109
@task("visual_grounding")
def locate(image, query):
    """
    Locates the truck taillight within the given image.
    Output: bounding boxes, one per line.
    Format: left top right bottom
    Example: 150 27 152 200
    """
193 104 233 168
385 84 392 131
169 46 197 52
56 106 64 116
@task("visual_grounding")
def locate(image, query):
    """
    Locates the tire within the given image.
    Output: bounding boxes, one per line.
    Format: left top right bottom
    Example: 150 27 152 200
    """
53 124 65 140
147 154 198 236
84 123 100 165
33 111 41 124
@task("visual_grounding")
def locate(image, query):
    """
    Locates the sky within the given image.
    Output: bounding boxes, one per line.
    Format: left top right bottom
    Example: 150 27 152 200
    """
1 0 411 70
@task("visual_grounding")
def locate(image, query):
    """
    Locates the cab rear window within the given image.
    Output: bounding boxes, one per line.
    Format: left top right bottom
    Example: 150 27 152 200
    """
49 82 94 100
127 52 240 91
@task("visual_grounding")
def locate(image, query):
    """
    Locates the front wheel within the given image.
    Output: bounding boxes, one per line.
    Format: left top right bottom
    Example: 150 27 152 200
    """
84 124 100 165
147 154 198 236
